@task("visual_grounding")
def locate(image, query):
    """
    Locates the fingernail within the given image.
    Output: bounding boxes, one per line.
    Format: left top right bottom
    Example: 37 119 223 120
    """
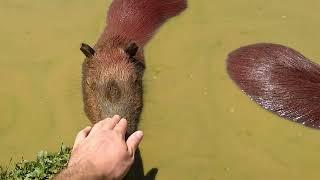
121 118 127 123
113 115 120 119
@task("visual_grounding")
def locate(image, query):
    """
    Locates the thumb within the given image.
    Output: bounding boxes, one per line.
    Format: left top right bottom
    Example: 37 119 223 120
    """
126 131 143 157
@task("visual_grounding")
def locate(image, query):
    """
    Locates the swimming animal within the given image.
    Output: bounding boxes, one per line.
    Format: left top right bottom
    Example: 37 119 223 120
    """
227 43 320 129
81 0 187 135
80 0 187 179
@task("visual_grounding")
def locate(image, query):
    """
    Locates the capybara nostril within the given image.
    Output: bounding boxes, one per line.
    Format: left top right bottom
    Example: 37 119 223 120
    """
105 80 121 103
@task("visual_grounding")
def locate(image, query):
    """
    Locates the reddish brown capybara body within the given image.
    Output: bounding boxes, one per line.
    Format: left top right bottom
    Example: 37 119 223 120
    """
81 0 187 135
80 0 187 179
227 43 320 129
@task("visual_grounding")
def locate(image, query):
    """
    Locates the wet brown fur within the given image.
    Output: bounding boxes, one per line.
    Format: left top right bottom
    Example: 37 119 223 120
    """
227 43 320 129
81 1 187 179
82 0 187 135
82 36 145 134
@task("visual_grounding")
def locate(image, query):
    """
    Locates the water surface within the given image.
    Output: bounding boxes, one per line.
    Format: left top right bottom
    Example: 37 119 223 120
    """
1 0 320 179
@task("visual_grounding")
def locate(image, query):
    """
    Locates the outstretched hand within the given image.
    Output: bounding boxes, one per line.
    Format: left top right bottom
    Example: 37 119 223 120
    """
55 115 143 180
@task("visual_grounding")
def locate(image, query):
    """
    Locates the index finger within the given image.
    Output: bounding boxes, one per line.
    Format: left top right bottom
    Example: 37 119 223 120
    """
90 115 122 134
103 115 121 129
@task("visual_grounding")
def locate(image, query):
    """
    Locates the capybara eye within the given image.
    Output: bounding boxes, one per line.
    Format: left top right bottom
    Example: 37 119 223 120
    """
125 43 138 58
129 57 145 71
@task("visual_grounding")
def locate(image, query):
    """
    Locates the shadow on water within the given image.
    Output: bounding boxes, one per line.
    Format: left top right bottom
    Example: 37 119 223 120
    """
124 148 158 180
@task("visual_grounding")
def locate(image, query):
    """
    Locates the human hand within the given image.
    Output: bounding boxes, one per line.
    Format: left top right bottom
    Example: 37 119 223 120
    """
68 115 143 180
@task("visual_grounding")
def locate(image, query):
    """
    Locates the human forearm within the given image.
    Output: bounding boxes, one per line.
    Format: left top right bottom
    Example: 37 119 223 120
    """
54 163 104 180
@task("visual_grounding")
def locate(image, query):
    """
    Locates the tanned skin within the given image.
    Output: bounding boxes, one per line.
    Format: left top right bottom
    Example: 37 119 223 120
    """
55 116 143 180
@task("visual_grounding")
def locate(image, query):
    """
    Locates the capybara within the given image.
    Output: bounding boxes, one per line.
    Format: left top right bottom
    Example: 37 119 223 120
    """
80 0 187 179
81 0 187 134
227 43 320 129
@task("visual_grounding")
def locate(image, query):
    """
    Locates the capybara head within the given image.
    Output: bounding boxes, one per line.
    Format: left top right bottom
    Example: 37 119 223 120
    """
81 37 145 134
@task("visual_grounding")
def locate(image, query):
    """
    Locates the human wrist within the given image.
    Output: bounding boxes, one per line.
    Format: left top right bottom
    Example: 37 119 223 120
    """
82 161 122 180
55 160 105 180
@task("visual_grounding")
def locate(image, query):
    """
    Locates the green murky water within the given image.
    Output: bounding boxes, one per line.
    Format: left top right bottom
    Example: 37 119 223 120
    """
1 0 320 179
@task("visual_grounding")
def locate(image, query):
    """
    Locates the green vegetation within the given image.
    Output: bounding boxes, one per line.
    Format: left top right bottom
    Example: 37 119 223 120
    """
0 146 71 180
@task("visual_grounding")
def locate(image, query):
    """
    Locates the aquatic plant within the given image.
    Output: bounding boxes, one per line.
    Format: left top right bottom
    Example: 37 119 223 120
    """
0 145 71 180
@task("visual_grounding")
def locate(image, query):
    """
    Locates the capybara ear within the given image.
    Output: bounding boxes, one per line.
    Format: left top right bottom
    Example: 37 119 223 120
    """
80 43 95 58
125 43 145 71
125 43 139 58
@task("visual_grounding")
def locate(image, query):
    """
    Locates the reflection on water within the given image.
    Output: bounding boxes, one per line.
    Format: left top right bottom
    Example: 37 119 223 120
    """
1 0 320 179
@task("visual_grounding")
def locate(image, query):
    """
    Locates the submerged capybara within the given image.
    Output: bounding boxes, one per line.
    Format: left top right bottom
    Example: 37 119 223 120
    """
80 0 187 135
80 0 187 179
227 43 320 129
